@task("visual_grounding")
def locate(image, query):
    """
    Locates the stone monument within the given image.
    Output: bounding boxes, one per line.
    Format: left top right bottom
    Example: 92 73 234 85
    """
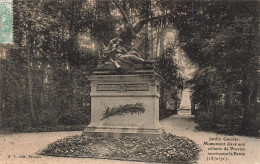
83 0 162 138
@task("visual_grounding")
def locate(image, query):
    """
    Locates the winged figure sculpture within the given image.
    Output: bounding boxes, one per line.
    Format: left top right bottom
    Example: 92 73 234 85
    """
100 0 165 70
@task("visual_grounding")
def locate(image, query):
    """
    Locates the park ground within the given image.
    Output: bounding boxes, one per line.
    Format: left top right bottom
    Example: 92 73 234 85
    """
0 110 259 164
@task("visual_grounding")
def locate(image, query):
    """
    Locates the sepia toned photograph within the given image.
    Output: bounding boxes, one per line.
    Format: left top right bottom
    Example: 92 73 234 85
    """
0 0 259 163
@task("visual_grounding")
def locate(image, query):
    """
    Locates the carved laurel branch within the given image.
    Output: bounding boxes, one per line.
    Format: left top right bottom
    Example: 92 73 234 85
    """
100 102 145 120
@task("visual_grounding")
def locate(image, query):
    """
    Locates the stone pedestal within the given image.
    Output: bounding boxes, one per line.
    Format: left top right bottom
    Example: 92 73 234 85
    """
83 68 162 138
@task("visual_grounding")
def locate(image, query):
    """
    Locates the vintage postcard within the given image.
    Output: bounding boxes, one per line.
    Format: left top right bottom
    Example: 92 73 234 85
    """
0 0 259 164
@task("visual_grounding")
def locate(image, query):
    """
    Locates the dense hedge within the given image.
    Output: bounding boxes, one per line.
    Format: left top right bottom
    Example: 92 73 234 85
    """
159 108 177 120
195 111 260 136
2 111 91 133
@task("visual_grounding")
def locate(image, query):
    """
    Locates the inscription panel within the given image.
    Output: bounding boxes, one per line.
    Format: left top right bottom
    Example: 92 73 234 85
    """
97 83 149 92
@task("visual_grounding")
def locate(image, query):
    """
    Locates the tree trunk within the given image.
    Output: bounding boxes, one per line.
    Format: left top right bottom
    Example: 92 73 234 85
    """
144 24 149 59
72 70 77 111
26 50 38 126
0 49 3 127
174 99 178 114
191 99 195 115
241 69 249 117
160 82 166 110
159 28 167 110
155 25 160 58
143 0 150 59
150 1 154 58
206 100 210 113
224 85 230 111
159 5 167 58
159 28 167 58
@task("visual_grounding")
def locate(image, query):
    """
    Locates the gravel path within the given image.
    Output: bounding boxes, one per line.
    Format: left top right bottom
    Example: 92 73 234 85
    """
0 111 259 164
161 110 260 164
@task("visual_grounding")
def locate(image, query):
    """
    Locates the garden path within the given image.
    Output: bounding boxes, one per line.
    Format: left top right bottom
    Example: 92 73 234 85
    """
161 110 260 164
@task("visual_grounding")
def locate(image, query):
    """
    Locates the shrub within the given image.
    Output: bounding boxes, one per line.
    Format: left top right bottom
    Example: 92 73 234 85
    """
195 111 259 136
215 114 243 135
38 110 59 126
22 124 87 133
159 108 176 120
58 112 90 125
195 112 217 131
4 114 32 132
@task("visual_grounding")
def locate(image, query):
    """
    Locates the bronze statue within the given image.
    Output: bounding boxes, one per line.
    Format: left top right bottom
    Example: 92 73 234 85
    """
100 0 164 70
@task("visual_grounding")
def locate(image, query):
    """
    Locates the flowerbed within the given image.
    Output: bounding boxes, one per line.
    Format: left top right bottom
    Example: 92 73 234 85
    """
40 133 200 163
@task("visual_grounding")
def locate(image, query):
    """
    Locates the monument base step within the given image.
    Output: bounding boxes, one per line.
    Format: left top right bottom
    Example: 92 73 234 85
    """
82 126 163 138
